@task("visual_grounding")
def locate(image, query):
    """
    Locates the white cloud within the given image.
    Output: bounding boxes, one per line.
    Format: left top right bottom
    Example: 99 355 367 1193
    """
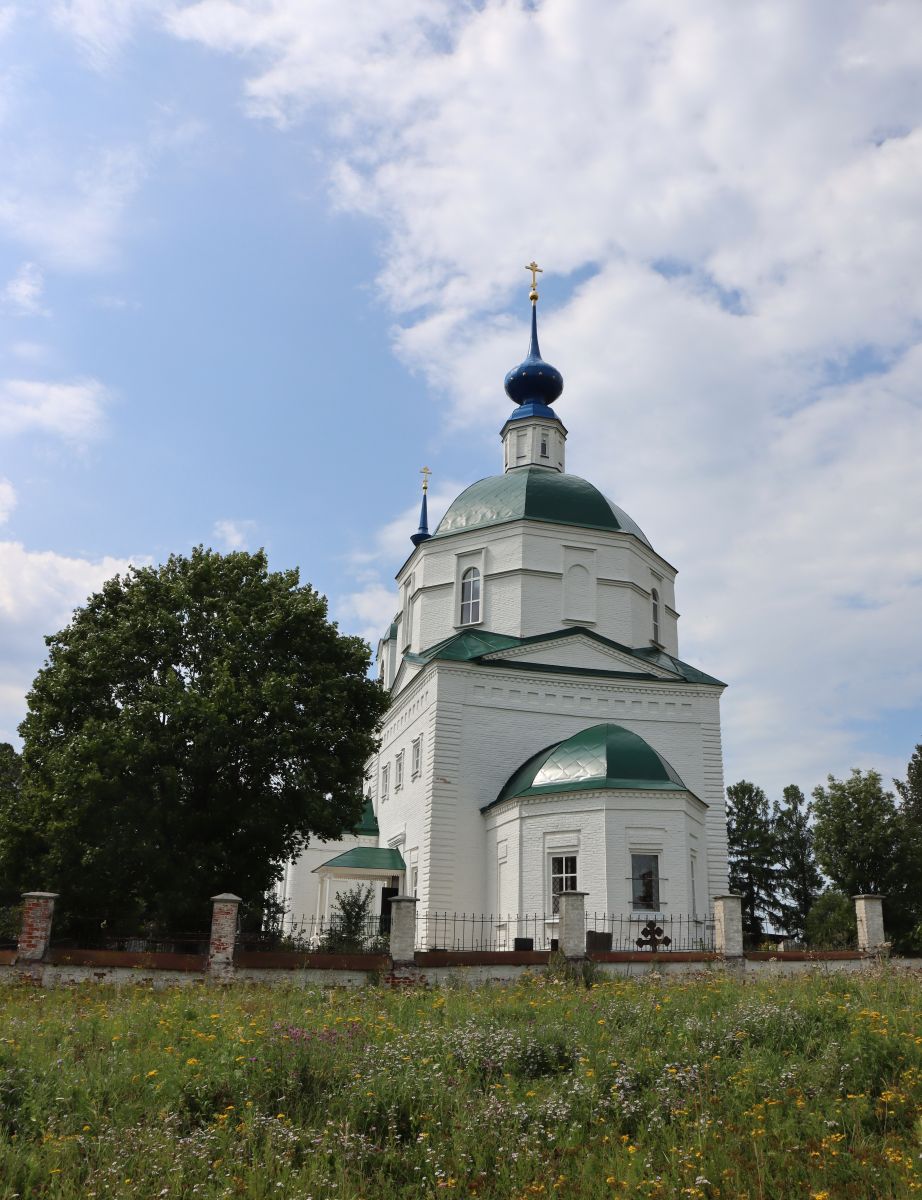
0 144 147 271
0 478 14 525
168 1 922 795
0 541 133 742
50 0 170 69
212 518 257 551
0 377 108 442
1 262 48 316
7 341 50 362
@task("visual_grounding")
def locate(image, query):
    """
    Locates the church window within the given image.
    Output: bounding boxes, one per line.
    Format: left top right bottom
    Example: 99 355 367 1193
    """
549 854 577 915
631 854 660 911
651 588 661 644
381 763 389 801
460 567 481 624
395 751 404 790
539 434 549 458
411 735 422 777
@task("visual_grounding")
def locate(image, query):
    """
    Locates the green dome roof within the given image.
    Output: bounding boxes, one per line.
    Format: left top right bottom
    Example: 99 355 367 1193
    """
489 723 688 808
433 467 651 546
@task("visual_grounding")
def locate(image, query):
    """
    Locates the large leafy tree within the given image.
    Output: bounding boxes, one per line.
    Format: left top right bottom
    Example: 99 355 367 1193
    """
810 768 921 947
726 780 779 942
811 769 901 897
771 785 822 940
0 548 389 934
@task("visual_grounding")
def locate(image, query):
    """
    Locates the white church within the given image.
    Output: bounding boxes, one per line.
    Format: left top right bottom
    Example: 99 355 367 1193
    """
279 268 729 942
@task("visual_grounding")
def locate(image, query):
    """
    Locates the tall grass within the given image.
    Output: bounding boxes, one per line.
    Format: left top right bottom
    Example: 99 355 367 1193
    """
0 969 919 1198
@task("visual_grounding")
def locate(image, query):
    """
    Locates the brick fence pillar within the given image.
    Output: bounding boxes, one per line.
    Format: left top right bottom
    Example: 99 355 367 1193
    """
388 896 419 965
16 892 58 963
557 891 587 959
713 893 744 958
208 893 241 979
853 895 887 953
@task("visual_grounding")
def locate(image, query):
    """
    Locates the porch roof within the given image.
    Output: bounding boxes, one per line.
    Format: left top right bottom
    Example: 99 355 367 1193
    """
313 847 406 875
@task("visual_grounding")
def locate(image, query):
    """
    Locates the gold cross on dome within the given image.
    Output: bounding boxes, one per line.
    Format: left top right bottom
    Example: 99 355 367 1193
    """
420 465 432 494
526 260 543 302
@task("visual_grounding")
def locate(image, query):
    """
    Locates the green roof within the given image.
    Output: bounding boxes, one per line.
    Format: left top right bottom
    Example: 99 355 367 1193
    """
354 795 379 837
433 468 652 546
485 723 690 810
315 847 406 873
405 625 725 687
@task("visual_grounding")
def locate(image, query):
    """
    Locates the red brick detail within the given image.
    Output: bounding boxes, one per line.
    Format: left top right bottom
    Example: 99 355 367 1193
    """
382 969 429 988
16 894 57 962
207 897 241 975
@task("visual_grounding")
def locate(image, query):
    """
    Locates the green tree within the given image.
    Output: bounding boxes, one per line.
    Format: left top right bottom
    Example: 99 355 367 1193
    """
894 743 922 815
803 891 856 950
812 769 900 897
726 780 779 943
894 744 922 950
771 785 822 940
0 548 389 935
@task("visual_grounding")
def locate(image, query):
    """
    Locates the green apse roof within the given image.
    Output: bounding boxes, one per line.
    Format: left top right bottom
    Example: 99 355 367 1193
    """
433 468 652 546
485 723 690 810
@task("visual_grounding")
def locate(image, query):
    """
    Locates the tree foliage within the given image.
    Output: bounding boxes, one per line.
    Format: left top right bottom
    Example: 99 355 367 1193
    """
811 769 900 897
0 548 389 934
771 785 822 940
803 891 856 950
726 780 779 942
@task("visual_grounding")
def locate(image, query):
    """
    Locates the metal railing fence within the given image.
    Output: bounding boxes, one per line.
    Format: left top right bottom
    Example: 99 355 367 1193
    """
585 911 715 952
416 911 557 952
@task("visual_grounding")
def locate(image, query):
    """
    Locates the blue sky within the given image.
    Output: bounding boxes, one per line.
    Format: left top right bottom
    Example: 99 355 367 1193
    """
1 1 921 800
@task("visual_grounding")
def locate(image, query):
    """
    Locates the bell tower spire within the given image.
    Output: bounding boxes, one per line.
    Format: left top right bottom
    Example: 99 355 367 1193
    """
501 262 568 473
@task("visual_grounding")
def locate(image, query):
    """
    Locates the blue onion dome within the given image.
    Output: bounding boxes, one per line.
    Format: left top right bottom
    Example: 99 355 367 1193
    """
504 303 564 412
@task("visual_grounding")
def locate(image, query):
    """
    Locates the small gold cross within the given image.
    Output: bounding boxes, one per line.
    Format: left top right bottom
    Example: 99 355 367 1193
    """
420 465 432 494
526 260 543 302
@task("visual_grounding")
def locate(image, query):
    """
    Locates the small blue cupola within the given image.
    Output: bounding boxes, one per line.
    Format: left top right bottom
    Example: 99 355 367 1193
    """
501 264 568 473
503 299 564 420
410 466 432 547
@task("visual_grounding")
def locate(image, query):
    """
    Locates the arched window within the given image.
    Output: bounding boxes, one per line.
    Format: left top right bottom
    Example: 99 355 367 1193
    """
460 566 481 625
651 588 661 644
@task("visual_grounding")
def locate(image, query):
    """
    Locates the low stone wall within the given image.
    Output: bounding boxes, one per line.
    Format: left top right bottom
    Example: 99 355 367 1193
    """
0 950 911 989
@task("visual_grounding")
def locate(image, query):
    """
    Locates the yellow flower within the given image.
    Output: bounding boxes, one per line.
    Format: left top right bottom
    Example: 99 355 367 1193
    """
186 1057 199 1066
146 1069 158 1077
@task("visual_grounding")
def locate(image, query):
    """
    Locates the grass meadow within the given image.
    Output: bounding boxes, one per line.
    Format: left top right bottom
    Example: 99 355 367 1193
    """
0 968 919 1199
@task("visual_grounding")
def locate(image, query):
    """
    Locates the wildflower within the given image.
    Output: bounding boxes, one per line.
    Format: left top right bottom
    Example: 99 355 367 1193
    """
146 1069 158 1078
186 1057 199 1065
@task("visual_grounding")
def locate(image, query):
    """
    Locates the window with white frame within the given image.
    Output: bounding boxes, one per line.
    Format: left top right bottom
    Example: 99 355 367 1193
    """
651 588 661 644
410 866 418 897
394 750 404 790
549 854 578 914
380 763 390 802
539 433 549 459
411 735 422 777
631 853 660 911
460 566 481 625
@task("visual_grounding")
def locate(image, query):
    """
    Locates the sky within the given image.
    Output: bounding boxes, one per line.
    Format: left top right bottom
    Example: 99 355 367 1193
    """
0 0 921 800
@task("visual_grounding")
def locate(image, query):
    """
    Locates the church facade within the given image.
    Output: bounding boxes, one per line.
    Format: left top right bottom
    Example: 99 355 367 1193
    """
280 276 729 941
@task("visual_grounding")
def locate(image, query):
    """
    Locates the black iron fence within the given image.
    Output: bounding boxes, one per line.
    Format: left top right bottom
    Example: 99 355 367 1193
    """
585 911 716 952
416 912 557 952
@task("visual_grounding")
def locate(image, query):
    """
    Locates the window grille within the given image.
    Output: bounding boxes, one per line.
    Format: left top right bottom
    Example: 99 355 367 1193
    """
550 854 577 914
460 567 481 624
631 853 660 910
